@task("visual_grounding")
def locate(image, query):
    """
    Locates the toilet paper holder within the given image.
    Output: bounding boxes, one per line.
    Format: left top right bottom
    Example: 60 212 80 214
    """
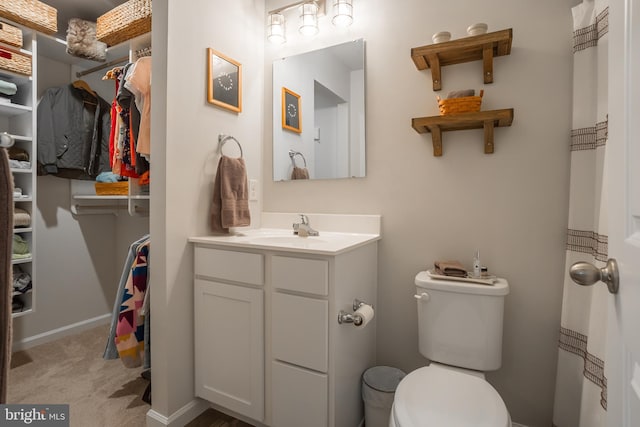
338 299 373 326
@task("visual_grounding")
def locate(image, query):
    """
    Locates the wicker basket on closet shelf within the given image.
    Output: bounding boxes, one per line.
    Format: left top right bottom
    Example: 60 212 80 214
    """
0 45 31 76
0 0 57 35
437 90 484 115
0 22 22 48
97 0 152 47
95 182 129 196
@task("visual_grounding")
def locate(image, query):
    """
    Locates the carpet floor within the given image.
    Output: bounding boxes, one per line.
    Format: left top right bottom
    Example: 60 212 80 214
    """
6 324 252 427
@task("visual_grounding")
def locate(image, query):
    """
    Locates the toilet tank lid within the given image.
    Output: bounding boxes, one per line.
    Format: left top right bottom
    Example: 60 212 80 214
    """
415 271 509 296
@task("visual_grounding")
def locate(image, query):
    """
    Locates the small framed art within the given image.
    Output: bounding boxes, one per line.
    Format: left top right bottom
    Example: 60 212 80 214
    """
207 48 242 113
282 87 301 133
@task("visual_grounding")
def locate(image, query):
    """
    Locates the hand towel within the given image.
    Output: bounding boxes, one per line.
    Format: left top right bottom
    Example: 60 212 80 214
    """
211 155 251 233
291 166 309 180
434 260 468 277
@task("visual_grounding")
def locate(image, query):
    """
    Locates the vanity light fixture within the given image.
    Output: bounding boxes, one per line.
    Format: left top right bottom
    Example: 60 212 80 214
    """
332 0 353 27
266 0 354 44
267 12 286 44
299 2 319 36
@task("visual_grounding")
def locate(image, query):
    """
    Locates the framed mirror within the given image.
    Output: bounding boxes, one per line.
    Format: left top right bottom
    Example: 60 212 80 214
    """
272 39 366 181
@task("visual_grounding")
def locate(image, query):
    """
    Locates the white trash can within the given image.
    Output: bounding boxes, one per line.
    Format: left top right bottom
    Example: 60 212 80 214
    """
362 366 406 427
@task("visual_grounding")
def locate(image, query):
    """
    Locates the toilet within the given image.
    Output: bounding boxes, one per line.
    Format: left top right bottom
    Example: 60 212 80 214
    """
390 271 511 427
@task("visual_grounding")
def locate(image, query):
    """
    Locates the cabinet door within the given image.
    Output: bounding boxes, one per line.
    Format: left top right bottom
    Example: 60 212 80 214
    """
272 292 328 372
194 279 264 421
272 360 328 427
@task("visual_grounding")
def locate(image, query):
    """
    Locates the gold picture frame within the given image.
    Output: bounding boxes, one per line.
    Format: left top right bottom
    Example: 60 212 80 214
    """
282 87 301 133
207 48 242 113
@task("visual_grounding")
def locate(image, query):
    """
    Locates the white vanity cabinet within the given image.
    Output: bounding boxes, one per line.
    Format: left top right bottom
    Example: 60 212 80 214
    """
191 227 379 427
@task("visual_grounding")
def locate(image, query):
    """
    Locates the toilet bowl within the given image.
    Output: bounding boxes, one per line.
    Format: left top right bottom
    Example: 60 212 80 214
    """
389 363 510 427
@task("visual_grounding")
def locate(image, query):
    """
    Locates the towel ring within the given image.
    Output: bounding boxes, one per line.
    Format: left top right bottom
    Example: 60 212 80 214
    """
219 134 243 158
289 150 307 168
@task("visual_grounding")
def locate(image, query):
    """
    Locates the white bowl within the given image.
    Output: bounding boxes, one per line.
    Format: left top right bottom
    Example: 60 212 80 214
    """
467 23 488 36
432 31 451 44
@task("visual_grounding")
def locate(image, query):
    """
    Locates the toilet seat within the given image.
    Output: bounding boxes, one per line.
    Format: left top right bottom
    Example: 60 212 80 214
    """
391 364 510 427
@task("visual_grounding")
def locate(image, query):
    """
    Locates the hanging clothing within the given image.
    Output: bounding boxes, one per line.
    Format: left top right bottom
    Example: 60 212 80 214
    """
125 56 151 160
37 84 111 180
104 235 151 369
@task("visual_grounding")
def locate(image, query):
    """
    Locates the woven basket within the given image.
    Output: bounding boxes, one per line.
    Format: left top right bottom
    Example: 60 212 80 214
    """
0 46 31 76
95 182 129 196
0 0 57 35
437 90 484 115
97 0 151 47
0 22 22 48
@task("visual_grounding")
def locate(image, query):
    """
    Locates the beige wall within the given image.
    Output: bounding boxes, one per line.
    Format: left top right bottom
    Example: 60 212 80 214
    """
263 0 576 426
151 0 577 425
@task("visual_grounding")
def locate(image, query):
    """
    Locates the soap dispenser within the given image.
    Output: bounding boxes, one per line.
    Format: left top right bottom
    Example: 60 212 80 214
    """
473 250 481 278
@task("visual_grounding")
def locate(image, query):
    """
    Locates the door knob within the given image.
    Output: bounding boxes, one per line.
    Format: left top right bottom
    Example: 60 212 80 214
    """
569 258 619 294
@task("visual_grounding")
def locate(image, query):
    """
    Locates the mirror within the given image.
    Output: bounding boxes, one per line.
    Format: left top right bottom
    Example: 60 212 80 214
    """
272 39 365 181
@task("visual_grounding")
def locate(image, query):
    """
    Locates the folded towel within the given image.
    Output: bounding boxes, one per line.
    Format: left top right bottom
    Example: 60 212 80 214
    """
434 260 467 277
13 208 30 227
211 155 251 233
446 89 475 99
291 167 309 180
0 79 17 96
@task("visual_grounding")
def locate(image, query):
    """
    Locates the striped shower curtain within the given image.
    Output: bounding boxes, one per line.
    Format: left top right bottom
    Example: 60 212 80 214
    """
553 1 609 426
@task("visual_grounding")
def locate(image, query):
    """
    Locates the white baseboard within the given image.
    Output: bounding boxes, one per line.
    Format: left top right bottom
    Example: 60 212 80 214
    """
12 313 111 351
146 399 209 427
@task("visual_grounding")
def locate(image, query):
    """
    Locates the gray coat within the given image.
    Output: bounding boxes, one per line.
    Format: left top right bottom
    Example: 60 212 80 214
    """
37 84 111 179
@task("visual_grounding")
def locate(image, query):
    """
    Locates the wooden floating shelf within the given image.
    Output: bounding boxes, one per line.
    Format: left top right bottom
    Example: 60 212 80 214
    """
412 109 514 156
411 28 513 91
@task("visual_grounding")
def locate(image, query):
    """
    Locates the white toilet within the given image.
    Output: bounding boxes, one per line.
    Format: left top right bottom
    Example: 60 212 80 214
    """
390 271 512 427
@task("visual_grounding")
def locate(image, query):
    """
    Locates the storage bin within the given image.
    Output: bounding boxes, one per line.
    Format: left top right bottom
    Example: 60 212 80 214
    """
97 0 151 47
0 0 57 35
95 181 129 196
0 46 31 76
437 89 484 115
0 21 22 48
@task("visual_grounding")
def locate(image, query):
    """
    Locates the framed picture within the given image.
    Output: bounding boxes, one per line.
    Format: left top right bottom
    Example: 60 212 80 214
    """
282 87 301 133
207 48 242 113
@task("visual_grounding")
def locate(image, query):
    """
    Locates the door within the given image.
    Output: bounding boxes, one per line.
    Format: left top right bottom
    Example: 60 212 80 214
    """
605 1 640 425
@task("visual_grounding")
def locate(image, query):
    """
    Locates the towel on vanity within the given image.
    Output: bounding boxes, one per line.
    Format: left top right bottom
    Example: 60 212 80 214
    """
291 166 309 180
211 155 251 233
434 260 468 277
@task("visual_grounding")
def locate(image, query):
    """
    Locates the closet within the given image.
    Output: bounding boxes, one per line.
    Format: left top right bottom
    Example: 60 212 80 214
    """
3 14 150 350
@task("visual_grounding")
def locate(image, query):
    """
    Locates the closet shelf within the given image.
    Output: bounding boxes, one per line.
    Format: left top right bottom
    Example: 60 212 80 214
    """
12 308 33 318
13 227 33 233
12 257 33 265
412 109 514 156
0 102 32 116
411 28 513 91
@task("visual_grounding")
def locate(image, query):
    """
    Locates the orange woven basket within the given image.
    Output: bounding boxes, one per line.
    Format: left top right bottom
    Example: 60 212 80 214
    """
437 90 484 115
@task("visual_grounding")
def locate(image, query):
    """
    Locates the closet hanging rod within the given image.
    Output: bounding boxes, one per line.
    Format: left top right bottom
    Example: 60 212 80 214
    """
75 55 129 78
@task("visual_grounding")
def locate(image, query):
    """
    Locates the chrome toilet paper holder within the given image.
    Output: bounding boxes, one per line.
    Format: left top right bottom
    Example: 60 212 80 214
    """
338 299 372 326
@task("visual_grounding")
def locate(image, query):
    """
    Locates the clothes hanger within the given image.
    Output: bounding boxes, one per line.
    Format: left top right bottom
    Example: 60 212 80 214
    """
72 79 97 98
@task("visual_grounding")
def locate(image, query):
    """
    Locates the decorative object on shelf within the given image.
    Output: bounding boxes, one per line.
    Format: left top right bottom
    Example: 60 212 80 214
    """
207 48 242 113
432 31 451 44
66 19 107 62
412 109 514 156
467 23 488 36
437 89 483 115
0 46 31 76
0 22 22 48
411 28 512 91
0 0 57 35
96 0 151 47
282 87 301 133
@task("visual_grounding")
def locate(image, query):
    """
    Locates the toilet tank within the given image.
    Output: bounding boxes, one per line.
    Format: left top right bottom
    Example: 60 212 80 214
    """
414 271 509 371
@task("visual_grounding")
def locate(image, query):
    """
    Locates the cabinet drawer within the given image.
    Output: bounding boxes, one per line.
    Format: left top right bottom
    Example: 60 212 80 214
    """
272 361 328 427
272 255 328 296
195 246 263 285
272 292 328 372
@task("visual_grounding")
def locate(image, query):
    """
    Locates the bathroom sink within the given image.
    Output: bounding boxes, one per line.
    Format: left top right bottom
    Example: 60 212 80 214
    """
189 228 380 254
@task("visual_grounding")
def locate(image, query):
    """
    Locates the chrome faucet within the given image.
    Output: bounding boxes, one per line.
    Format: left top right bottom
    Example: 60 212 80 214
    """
293 214 319 236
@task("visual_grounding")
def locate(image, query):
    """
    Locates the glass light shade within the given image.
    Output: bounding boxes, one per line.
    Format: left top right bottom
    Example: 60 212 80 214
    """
332 0 353 27
299 2 319 36
267 13 286 44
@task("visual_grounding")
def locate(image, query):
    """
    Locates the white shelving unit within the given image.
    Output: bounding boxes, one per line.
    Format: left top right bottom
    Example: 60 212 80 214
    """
2 28 37 317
